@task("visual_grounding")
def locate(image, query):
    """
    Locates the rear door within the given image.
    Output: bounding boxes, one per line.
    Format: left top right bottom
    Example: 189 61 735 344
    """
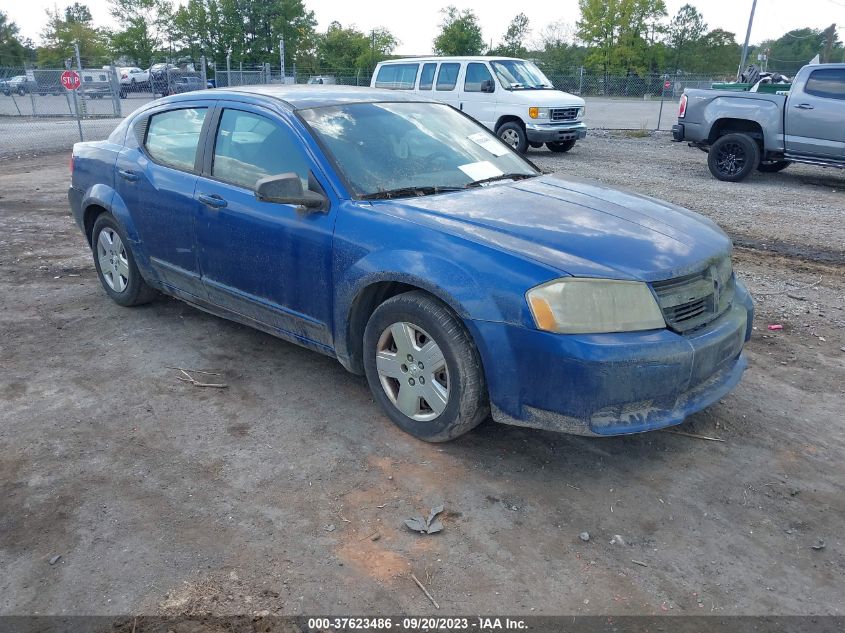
434 62 462 109
785 67 845 159
114 100 214 298
459 62 497 129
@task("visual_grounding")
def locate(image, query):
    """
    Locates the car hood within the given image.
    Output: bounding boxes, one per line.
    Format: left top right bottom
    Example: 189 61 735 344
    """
505 89 584 107
374 174 732 282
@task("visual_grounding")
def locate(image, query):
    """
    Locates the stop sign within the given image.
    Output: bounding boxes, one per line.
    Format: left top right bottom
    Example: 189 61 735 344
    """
61 70 81 91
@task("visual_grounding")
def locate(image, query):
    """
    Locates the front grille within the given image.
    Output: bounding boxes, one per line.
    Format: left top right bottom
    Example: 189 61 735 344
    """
652 262 735 333
550 107 579 121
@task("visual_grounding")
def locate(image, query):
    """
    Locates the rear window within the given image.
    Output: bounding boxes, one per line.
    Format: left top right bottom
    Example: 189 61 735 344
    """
436 63 460 91
145 107 207 171
419 63 436 90
804 68 845 100
374 63 419 90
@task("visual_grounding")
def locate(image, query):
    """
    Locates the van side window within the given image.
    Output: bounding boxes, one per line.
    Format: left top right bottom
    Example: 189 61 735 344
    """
464 63 493 92
374 63 419 90
436 63 460 91
804 68 845 101
419 63 436 90
145 107 207 171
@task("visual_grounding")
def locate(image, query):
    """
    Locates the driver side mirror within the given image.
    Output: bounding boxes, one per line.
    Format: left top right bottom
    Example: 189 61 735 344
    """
480 79 495 93
255 172 327 212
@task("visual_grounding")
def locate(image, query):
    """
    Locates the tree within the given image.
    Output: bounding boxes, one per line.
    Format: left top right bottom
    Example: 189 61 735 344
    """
757 26 843 75
108 0 172 66
433 6 484 56
533 20 586 70
688 28 739 74
38 3 108 66
493 13 530 57
0 10 28 66
667 4 706 72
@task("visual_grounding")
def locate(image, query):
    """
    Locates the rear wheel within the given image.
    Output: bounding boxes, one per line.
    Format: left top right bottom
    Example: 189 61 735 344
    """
546 139 577 153
757 160 791 173
707 133 760 182
92 214 156 307
496 122 528 154
363 291 489 442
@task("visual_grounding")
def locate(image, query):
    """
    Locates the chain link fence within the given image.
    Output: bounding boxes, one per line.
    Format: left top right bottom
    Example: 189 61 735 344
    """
1 62 739 158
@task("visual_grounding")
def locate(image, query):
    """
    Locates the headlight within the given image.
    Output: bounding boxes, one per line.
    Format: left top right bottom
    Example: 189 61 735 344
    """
528 107 549 119
526 278 665 334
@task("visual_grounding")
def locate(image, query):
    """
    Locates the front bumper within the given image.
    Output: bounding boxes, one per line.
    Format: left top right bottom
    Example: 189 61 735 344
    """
525 121 588 143
466 281 754 437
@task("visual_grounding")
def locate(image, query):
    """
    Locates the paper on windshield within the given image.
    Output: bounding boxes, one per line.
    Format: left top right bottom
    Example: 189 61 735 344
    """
467 132 509 157
458 160 504 181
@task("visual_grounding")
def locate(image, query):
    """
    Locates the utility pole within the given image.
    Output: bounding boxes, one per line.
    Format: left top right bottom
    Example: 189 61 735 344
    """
737 0 758 80
279 38 285 82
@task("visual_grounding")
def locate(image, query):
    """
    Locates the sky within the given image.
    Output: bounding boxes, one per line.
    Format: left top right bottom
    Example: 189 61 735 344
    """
6 0 844 55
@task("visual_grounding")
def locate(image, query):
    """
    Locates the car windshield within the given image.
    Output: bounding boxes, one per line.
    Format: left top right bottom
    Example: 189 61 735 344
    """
299 101 538 198
490 60 554 90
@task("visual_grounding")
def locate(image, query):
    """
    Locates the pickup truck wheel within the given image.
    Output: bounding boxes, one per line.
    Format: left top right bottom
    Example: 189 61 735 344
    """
547 140 577 153
92 214 157 307
708 133 760 182
363 291 489 442
496 122 528 154
757 160 791 173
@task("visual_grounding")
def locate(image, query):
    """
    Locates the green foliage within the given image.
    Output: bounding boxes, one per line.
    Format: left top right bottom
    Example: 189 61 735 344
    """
667 4 706 71
316 23 397 74
433 6 484 56
755 26 843 75
107 0 172 67
0 10 28 66
38 3 108 66
491 13 530 57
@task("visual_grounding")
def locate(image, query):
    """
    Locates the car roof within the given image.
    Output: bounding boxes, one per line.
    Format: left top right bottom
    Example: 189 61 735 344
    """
379 56 524 63
160 84 435 110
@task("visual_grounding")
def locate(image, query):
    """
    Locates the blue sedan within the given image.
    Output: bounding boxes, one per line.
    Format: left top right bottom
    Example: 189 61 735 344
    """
68 86 753 442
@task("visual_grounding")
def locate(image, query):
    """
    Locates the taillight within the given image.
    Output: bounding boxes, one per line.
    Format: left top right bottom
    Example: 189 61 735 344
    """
678 94 687 118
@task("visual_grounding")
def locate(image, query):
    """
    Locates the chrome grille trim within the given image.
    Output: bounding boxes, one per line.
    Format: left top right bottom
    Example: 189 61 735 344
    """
550 107 579 122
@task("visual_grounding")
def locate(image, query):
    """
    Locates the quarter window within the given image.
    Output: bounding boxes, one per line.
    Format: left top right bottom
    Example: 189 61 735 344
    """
145 107 207 171
436 63 460 91
464 63 493 92
804 68 845 100
419 63 436 90
212 109 310 191
374 63 419 90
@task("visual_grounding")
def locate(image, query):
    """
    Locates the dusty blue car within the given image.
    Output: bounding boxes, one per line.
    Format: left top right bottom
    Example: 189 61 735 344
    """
68 86 753 442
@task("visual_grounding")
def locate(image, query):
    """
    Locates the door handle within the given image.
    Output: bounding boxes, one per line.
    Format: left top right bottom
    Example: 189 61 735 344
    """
118 169 139 182
794 103 814 110
197 193 227 209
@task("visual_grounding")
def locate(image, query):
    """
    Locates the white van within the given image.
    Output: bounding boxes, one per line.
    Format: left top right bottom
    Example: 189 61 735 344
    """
370 56 586 154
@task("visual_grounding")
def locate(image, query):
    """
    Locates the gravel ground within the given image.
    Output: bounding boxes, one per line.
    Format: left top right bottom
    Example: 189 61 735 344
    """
0 145 843 620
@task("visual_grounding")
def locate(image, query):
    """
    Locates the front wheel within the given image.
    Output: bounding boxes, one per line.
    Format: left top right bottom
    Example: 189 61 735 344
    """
707 133 760 182
92 214 157 307
363 291 489 442
757 160 791 173
496 122 528 154
546 140 577 153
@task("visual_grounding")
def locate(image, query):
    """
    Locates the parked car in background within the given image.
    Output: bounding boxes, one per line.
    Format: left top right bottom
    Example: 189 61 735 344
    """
149 63 178 97
372 56 587 154
1 75 24 95
673 63 845 181
1 74 61 96
119 67 149 88
172 75 205 94
68 85 752 442
80 69 112 99
307 75 336 85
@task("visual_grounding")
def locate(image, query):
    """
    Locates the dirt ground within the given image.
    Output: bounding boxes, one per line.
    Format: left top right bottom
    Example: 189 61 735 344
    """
1 136 843 618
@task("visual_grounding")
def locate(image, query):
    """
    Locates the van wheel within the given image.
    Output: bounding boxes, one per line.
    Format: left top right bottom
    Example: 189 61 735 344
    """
496 122 528 154
708 133 760 182
547 140 577 153
363 291 489 442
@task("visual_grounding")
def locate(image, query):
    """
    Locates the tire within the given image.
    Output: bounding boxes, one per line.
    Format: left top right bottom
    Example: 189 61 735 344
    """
363 291 489 442
91 214 157 307
707 133 760 182
757 160 791 173
496 121 528 154
546 139 577 153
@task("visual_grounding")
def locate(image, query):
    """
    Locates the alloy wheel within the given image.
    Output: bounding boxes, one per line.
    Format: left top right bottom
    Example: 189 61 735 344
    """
715 141 746 176
375 321 450 421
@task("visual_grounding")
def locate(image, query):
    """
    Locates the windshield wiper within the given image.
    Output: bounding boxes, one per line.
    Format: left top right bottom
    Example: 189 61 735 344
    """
360 185 465 200
465 173 536 188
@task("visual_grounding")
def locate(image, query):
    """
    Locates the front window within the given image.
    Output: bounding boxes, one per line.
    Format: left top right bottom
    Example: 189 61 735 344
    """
464 63 493 92
300 101 538 198
491 60 554 90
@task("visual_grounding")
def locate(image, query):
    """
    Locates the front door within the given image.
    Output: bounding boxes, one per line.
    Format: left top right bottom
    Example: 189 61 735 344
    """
459 62 497 130
193 105 337 347
785 67 845 159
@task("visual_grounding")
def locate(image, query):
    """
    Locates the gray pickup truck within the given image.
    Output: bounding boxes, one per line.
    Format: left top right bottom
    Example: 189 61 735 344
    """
672 64 845 181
